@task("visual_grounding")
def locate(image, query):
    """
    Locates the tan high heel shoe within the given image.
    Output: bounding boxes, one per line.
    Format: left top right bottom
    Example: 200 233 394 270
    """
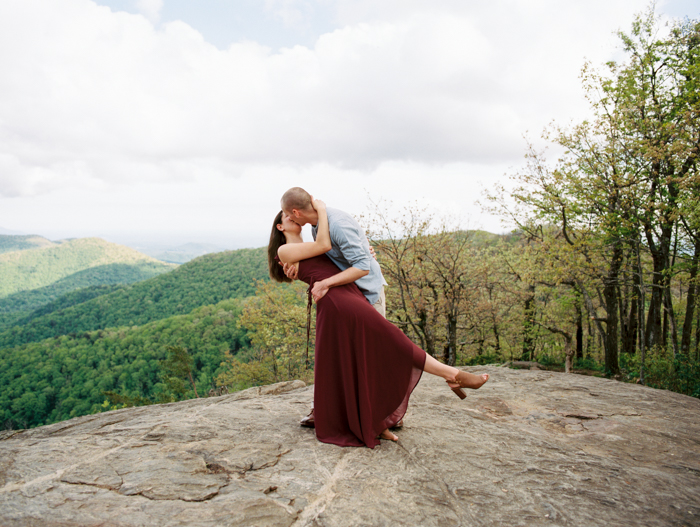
446 371 489 399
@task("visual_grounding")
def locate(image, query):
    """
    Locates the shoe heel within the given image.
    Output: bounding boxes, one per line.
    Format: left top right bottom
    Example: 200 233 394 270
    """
450 386 467 400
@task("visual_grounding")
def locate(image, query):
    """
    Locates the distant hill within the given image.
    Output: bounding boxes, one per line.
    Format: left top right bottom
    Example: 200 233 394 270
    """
0 262 174 330
0 234 58 254
0 247 268 349
0 237 173 298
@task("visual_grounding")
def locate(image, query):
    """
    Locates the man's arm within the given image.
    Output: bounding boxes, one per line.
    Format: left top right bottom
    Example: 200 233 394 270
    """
311 266 368 302
310 218 371 301
331 218 372 271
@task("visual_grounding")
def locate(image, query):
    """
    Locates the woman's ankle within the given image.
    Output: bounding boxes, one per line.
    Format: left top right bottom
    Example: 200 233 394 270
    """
445 367 459 383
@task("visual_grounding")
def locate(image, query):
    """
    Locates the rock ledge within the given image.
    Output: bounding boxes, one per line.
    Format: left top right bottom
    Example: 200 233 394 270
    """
1 369 699 526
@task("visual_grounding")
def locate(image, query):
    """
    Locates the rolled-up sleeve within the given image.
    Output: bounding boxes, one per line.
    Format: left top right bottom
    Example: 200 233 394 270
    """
330 219 371 271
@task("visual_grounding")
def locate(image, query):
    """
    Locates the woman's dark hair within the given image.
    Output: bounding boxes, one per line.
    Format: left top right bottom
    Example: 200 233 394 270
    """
268 210 292 283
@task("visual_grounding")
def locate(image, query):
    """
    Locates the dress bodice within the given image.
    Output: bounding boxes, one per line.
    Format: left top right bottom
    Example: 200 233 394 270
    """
297 255 349 287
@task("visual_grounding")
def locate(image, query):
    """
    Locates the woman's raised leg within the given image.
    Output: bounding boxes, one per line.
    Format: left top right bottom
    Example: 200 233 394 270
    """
422 352 489 399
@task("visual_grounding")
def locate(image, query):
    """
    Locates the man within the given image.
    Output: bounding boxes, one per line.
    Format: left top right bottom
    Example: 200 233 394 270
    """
281 187 387 315
280 187 397 428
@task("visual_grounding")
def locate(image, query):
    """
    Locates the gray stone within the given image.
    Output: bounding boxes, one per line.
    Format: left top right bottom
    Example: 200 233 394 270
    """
1 372 699 526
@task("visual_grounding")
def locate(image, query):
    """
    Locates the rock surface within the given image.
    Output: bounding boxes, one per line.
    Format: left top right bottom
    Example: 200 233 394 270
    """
1 367 699 527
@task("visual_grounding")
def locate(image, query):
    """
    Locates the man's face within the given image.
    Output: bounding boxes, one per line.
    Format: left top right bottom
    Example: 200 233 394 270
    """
282 207 308 227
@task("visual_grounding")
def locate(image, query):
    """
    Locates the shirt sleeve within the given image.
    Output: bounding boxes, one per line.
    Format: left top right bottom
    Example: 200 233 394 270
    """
330 219 371 271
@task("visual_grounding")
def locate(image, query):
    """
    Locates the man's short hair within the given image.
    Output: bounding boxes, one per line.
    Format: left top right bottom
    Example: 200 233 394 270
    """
281 187 313 211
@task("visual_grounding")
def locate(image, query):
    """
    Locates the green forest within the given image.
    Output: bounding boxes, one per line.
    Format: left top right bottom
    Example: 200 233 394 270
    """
0 247 267 349
0 244 271 428
0 262 172 330
1 7 698 431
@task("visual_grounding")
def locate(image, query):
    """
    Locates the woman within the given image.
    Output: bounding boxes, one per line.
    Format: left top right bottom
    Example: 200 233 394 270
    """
268 198 488 447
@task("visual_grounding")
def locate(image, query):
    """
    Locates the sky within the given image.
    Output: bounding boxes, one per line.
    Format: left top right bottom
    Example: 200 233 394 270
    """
1 0 698 250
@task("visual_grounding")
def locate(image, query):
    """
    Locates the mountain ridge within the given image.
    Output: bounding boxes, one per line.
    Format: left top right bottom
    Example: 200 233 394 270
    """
0 247 266 350
0 236 174 299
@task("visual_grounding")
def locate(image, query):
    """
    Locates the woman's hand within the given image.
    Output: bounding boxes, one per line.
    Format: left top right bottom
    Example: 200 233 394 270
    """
282 261 298 280
312 198 326 212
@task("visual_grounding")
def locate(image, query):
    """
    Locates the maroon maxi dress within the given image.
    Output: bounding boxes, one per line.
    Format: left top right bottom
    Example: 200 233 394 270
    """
298 254 426 448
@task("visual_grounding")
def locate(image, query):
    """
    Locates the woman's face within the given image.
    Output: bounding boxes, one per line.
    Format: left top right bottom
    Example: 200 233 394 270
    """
278 213 302 235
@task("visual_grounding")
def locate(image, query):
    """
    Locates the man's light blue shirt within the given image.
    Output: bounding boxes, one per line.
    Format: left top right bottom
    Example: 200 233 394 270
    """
312 207 387 305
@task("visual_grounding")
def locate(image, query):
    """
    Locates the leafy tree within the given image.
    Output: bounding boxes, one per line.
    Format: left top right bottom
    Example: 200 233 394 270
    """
487 9 700 377
216 280 313 390
160 346 199 400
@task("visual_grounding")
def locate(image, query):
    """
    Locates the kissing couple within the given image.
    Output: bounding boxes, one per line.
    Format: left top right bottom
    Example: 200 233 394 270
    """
268 187 489 448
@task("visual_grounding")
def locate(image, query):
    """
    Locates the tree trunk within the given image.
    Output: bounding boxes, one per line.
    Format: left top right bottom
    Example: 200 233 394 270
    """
575 293 583 359
417 309 437 358
636 239 647 385
492 318 501 354
645 259 665 349
664 285 680 356
603 244 623 376
644 221 674 350
619 281 637 355
443 314 457 366
696 297 700 361
564 336 574 374
521 284 536 361
681 238 700 355
621 274 638 355
188 372 199 398
603 278 620 376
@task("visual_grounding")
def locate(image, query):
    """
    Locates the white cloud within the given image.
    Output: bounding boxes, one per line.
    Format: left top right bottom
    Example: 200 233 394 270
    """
0 0 687 244
135 0 163 22
264 0 314 30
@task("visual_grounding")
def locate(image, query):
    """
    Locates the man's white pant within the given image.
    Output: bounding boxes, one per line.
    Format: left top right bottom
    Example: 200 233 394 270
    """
371 287 386 318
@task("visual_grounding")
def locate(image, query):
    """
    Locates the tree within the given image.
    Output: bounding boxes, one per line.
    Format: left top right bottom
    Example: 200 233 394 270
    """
363 201 482 365
610 12 700 352
217 280 313 390
361 201 442 357
487 8 700 377
160 346 199 400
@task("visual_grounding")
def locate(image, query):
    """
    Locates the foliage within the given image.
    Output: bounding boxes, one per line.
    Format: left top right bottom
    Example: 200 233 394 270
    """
363 201 479 365
0 262 171 329
0 237 172 298
461 353 502 366
0 234 57 254
484 8 700 383
216 280 314 391
0 299 246 429
362 200 531 366
159 346 199 400
573 357 604 373
621 349 700 397
0 247 268 349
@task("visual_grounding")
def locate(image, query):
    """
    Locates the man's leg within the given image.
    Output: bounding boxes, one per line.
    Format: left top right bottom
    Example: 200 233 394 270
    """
371 287 386 318
371 287 404 429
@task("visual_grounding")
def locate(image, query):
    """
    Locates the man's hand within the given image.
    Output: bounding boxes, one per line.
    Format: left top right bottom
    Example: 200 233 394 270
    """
369 244 377 261
311 280 330 303
282 262 298 280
